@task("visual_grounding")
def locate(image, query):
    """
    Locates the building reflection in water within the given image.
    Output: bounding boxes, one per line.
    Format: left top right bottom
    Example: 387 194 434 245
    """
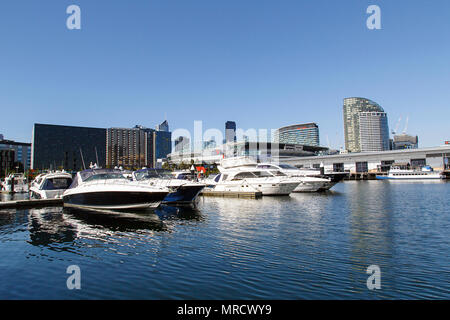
346 181 395 295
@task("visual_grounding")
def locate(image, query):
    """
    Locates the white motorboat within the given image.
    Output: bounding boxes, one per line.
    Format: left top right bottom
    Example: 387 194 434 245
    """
0 173 29 193
256 163 331 192
218 157 337 192
132 168 205 205
29 171 73 199
206 166 300 196
62 168 170 210
376 166 444 180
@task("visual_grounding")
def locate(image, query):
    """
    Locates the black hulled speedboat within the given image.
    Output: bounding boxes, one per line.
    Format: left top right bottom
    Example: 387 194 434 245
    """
63 169 170 210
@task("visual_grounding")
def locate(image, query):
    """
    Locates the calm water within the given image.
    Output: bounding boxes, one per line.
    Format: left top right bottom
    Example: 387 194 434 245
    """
0 181 449 299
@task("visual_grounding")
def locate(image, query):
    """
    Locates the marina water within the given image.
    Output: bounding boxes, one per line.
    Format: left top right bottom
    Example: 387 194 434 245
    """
0 181 449 299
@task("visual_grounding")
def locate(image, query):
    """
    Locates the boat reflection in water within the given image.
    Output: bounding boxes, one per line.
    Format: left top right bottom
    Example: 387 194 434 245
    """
26 204 204 248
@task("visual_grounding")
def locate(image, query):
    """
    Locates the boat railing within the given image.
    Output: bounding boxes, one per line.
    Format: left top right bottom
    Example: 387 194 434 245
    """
82 178 168 190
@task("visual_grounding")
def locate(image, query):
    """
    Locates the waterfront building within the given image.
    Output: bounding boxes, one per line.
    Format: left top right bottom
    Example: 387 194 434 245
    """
393 134 419 150
106 126 152 169
32 124 107 171
0 149 15 177
225 121 237 143
343 97 389 152
167 141 328 165
273 123 320 146
0 138 32 171
282 145 450 174
106 123 172 169
358 112 390 152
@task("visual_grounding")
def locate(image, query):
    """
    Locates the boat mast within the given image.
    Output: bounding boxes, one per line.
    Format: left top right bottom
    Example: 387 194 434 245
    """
80 148 86 170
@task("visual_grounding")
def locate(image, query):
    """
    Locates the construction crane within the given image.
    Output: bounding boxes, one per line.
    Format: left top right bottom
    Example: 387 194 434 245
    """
402 116 409 134
391 116 402 135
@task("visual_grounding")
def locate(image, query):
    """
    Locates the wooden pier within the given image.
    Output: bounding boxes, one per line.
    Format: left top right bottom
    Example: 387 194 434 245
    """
201 190 262 199
0 198 63 209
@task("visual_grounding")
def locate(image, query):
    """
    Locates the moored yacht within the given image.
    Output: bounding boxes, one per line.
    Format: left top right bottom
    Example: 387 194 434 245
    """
0 173 29 193
132 168 205 205
63 168 170 210
256 163 331 192
206 167 300 196
30 171 73 199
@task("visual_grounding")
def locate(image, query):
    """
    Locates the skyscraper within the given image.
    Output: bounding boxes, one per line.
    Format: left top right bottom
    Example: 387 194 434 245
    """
343 97 390 152
273 123 320 146
358 112 390 152
225 121 236 143
106 126 153 169
107 123 172 169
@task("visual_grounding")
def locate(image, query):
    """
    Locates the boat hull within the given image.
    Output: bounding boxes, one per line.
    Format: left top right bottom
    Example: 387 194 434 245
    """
162 184 205 204
63 191 168 210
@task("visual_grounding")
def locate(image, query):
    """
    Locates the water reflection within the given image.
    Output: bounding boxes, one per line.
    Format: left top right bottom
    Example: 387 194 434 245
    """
23 205 206 249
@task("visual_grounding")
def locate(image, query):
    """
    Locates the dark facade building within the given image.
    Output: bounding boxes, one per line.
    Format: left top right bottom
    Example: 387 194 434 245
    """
31 124 107 171
0 138 31 171
225 121 237 143
0 149 15 177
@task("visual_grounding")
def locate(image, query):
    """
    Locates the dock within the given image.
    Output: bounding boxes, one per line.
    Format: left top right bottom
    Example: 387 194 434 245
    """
0 198 63 209
201 190 262 199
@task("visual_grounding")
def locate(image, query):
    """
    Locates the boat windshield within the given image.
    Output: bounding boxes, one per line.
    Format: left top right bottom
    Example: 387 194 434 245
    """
42 177 73 190
84 173 127 182
134 169 172 181
278 164 298 170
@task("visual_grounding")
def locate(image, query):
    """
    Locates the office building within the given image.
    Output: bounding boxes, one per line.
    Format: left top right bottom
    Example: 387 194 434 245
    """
358 112 390 152
106 123 172 169
273 123 320 146
154 121 172 160
156 120 169 132
343 97 390 152
31 123 107 171
0 137 32 171
106 126 153 169
0 149 15 177
225 121 237 143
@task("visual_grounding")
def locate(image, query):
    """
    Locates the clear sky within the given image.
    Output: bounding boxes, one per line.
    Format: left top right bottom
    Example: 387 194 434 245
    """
1 0 449 148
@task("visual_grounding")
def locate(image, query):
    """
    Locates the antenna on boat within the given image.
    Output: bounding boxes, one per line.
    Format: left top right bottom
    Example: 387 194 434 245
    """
95 147 99 166
80 148 86 170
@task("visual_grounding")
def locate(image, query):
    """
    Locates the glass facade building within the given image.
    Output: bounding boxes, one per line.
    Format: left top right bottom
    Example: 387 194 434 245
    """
358 112 390 152
225 121 237 143
343 97 390 152
273 123 320 146
31 124 106 171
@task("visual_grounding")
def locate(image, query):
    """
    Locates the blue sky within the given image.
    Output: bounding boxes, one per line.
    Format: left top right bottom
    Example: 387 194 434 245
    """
0 0 449 148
